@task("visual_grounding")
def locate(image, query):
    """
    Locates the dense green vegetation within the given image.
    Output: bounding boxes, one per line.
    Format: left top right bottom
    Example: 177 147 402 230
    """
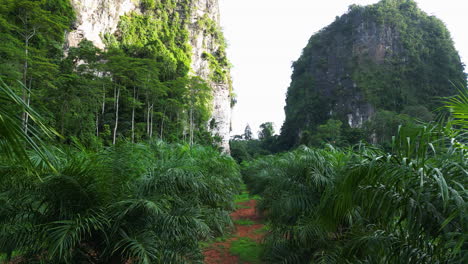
0 81 242 263
1 0 467 263
280 0 466 150
243 123 467 262
0 141 241 263
0 0 231 148
241 89 468 262
235 15 468 264
0 1 240 263
230 122 280 163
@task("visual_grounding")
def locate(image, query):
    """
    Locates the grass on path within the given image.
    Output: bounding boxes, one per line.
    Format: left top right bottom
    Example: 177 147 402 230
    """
230 237 263 264
203 183 266 264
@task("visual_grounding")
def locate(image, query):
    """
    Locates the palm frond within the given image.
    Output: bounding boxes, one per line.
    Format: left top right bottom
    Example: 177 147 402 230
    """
0 78 58 171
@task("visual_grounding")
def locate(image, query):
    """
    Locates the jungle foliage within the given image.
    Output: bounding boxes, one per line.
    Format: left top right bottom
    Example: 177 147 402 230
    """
0 138 242 263
1 0 467 263
0 0 230 148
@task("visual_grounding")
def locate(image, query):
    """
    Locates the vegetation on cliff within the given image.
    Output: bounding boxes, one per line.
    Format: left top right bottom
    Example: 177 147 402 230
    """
280 0 466 150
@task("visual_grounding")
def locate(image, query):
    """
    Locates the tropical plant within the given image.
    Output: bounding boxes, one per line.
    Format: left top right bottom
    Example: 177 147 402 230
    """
244 125 467 263
0 79 56 167
444 86 468 129
0 141 242 263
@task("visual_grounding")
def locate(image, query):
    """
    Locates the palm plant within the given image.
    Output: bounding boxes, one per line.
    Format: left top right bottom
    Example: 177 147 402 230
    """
0 141 242 263
0 79 57 167
242 145 353 263
322 126 467 263
244 125 467 263
444 86 468 129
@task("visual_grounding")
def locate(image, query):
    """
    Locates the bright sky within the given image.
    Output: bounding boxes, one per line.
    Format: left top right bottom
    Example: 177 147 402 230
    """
219 0 468 137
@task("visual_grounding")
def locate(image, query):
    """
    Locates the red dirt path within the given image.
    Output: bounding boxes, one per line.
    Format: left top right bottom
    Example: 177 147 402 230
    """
203 199 264 264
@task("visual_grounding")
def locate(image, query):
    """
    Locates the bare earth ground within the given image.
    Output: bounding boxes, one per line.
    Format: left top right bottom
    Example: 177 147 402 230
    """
203 199 264 264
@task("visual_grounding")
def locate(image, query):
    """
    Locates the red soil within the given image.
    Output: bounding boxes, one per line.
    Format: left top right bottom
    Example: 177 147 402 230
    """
203 200 264 264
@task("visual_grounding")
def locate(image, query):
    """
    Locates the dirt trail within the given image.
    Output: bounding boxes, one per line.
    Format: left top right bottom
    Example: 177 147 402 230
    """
203 199 264 264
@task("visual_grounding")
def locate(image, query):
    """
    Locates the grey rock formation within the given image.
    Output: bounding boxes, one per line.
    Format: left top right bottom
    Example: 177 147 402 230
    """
188 0 232 152
67 0 137 50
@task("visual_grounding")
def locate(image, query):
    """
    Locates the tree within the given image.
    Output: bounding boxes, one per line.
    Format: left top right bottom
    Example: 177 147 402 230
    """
2 0 73 133
244 124 253 140
306 119 343 146
185 77 212 146
316 119 342 144
444 87 468 127
244 124 467 263
0 0 220 147
258 122 274 140
364 110 414 145
402 105 434 122
104 52 128 145
0 141 243 263
0 7 23 83
232 134 243 140
48 40 103 143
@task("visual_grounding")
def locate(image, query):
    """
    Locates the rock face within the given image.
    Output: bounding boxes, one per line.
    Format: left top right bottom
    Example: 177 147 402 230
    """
188 0 232 152
67 0 137 49
280 0 465 148
67 0 232 151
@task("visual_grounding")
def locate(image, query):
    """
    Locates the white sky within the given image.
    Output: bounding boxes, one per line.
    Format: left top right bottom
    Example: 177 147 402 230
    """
219 0 468 136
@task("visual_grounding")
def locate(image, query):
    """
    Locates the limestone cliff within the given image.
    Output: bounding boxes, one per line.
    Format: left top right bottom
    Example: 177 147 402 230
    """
67 0 137 50
280 0 465 148
188 0 232 151
67 0 232 151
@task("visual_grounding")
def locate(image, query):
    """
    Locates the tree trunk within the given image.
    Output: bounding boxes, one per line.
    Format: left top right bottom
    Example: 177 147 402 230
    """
160 107 166 140
113 86 120 145
22 38 29 132
23 39 28 99
96 108 99 137
149 104 154 139
24 78 32 134
146 102 152 137
189 107 194 146
102 84 106 115
146 101 154 139
131 86 136 143
20 21 36 133
24 90 30 134
98 85 105 138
